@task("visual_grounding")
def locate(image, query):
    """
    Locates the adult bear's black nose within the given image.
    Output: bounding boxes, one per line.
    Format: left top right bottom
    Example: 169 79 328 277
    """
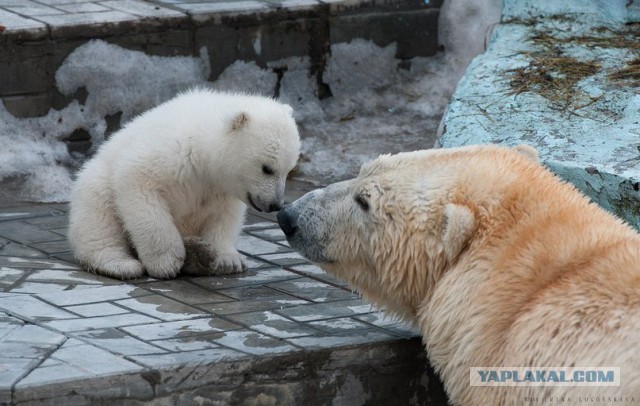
277 204 298 237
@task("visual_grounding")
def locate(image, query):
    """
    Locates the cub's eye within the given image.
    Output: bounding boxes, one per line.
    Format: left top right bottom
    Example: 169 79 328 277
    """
262 165 275 176
354 194 370 212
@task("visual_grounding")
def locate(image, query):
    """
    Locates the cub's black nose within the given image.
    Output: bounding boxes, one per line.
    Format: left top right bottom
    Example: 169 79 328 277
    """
277 205 298 237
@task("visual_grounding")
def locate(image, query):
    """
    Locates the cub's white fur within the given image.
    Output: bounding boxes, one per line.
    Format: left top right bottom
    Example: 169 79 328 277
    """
69 89 300 279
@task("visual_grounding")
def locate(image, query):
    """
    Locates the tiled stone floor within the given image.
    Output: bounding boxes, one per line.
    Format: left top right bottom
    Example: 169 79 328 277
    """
0 180 420 404
0 0 323 34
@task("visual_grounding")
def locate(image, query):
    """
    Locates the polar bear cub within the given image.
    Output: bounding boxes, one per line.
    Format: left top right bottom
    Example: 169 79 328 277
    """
69 89 300 280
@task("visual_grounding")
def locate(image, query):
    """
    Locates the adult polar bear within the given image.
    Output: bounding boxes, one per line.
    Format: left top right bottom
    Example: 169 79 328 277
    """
278 145 640 404
70 89 300 280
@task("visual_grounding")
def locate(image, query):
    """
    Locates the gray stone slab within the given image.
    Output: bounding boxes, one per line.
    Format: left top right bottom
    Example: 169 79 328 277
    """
0 256 78 270
236 234 289 255
73 328 167 356
100 0 185 18
42 312 159 333
53 3 111 13
64 302 130 317
24 269 117 285
287 263 349 287
245 227 288 242
150 334 225 352
287 330 397 350
9 281 98 295
1 324 66 346
0 357 40 390
308 317 372 334
115 295 207 321
129 346 247 368
355 312 420 337
190 268 301 289
0 240 47 258
5 4 64 16
0 294 78 321
23 215 68 230
267 279 358 303
0 267 27 291
226 310 318 338
0 8 47 33
274 299 375 322
216 285 297 301
198 297 310 315
30 239 72 254
17 339 143 387
136 280 234 305
36 285 148 306
0 221 66 244
122 317 241 341
209 329 298 355
259 251 309 267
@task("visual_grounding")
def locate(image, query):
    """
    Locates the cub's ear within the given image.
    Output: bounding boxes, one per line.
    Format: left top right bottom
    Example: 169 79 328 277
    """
513 144 539 162
231 112 249 131
442 203 476 262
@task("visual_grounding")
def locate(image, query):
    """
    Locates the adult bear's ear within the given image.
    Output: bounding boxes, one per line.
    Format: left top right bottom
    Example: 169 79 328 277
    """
442 203 476 262
513 144 539 162
231 112 249 131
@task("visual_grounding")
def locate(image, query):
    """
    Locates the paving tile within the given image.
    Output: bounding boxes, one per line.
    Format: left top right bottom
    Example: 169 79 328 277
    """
355 312 420 337
288 264 349 287
136 280 234 305
236 234 288 255
0 295 78 321
10 282 98 295
259 251 309 267
0 240 47 258
0 221 65 244
17 339 143 387
216 285 293 301
53 3 111 13
274 299 375 322
32 10 138 28
0 256 78 270
42 312 158 333
24 269 117 285
36 285 148 306
267 279 358 303
226 310 317 338
5 4 65 16
287 330 398 350
0 9 46 32
64 302 130 317
210 329 298 355
115 295 207 321
1 324 66 347
151 334 225 352
0 267 27 291
190 268 300 290
198 297 310 316
73 328 167 356
122 317 241 341
30 239 72 254
0 357 41 389
100 0 185 17
23 215 68 230
245 227 287 242
308 317 372 334
243 221 277 230
130 346 247 368
180 1 271 16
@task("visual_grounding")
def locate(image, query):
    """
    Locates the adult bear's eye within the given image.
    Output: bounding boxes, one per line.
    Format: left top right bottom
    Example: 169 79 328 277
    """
354 194 369 212
262 165 275 176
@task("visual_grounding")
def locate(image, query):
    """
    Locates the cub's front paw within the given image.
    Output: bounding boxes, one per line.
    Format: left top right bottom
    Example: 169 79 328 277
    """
141 243 185 279
211 251 247 275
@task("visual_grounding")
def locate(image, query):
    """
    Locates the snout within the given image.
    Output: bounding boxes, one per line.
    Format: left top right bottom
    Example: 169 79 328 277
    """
277 204 297 237
247 193 283 213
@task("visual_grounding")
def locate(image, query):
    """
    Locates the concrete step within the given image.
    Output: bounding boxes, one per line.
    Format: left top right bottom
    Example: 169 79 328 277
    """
440 0 640 228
